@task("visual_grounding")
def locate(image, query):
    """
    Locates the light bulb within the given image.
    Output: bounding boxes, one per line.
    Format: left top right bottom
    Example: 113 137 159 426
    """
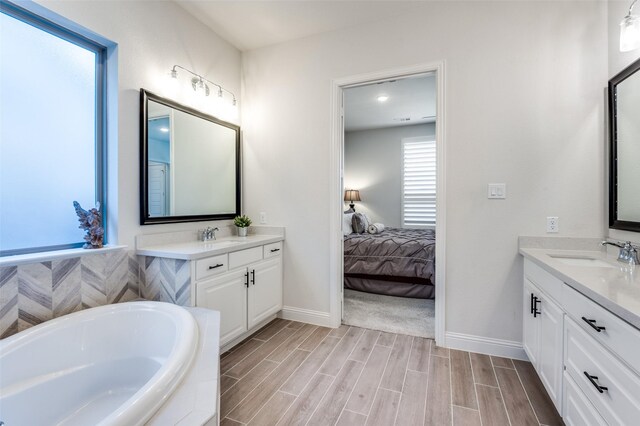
621 13 640 52
377 95 389 103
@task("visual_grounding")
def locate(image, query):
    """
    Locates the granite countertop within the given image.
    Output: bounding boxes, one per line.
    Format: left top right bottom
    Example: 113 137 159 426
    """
520 246 640 330
136 234 284 260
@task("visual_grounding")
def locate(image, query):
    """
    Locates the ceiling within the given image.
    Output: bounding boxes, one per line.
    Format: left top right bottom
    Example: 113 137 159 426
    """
173 1 429 51
344 74 436 132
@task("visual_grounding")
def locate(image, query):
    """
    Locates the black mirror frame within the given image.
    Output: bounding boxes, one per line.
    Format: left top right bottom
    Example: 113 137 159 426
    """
608 57 640 233
140 89 241 225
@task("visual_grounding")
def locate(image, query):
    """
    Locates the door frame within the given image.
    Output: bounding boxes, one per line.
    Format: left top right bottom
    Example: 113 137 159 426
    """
328 61 447 345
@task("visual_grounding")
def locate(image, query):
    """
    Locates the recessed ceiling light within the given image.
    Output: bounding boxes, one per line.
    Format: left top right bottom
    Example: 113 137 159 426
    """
159 127 169 133
377 95 389 103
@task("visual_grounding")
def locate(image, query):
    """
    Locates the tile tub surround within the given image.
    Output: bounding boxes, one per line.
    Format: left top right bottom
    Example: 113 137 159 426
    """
0 249 140 338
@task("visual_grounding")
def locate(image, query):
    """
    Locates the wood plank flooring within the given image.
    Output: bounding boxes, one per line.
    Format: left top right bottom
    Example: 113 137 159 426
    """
220 319 562 426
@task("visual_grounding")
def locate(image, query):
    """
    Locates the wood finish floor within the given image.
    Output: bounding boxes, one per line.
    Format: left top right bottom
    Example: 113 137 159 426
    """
219 319 563 426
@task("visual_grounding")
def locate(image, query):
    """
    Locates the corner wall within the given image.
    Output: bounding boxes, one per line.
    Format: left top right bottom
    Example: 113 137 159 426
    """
241 1 608 343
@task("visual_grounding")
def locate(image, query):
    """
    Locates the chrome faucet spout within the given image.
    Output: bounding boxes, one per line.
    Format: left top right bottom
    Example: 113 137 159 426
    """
602 240 639 265
200 226 219 241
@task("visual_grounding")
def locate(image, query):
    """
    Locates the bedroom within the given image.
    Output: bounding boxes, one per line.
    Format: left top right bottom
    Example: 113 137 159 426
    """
342 74 438 338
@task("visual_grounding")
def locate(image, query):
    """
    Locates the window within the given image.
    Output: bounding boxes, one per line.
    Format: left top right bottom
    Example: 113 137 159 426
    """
402 137 436 228
0 3 106 256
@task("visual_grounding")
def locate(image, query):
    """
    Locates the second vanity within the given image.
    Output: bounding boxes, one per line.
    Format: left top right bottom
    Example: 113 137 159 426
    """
136 227 285 348
519 240 640 426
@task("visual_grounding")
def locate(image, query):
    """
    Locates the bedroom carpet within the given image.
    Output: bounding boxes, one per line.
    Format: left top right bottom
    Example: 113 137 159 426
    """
343 289 435 338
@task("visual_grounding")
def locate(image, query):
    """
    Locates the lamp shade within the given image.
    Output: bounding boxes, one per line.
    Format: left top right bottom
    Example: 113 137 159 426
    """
344 189 362 202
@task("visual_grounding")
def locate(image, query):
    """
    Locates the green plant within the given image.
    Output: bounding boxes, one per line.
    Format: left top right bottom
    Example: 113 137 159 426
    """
233 215 252 228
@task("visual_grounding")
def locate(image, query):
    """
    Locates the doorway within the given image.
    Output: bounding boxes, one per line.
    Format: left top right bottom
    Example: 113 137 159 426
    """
329 62 446 345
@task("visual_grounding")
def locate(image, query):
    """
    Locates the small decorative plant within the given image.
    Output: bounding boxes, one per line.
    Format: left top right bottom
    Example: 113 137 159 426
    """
233 215 252 228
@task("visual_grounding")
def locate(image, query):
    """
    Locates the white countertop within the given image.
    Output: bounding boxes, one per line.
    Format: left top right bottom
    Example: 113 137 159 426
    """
136 234 284 260
520 247 640 329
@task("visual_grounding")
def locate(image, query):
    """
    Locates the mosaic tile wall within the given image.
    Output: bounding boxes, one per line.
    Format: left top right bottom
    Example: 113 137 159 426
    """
0 249 140 339
139 256 191 306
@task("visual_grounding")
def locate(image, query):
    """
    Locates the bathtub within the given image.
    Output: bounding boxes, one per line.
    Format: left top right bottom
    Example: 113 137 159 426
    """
0 301 203 426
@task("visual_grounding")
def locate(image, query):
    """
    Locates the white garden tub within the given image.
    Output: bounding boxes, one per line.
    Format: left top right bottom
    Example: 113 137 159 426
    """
0 301 199 426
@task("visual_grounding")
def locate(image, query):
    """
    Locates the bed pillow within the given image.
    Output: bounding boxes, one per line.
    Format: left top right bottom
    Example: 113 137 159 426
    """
352 212 369 233
343 213 354 235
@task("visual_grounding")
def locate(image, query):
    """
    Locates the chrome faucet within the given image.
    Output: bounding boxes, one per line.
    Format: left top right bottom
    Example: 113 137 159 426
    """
601 240 639 266
200 226 219 241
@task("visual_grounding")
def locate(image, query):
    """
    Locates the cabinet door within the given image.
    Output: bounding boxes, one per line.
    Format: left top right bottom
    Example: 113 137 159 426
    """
537 292 564 412
523 278 539 367
196 269 248 346
247 257 283 329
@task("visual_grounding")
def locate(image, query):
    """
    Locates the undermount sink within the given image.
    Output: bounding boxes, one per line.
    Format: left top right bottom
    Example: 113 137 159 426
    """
548 255 614 268
202 240 244 248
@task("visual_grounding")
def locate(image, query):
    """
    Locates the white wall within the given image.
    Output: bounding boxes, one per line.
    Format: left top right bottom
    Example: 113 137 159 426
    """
35 0 242 247
242 1 608 342
607 0 640 243
344 124 435 227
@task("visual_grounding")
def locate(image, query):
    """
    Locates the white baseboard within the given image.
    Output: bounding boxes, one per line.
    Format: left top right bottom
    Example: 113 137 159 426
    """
279 305 334 327
445 332 528 360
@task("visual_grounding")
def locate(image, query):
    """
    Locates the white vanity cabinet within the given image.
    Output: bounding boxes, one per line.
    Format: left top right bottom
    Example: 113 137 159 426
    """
196 242 283 346
522 268 564 412
522 256 640 425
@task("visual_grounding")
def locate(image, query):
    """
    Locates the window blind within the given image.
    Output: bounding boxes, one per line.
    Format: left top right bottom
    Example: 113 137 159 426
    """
402 139 436 228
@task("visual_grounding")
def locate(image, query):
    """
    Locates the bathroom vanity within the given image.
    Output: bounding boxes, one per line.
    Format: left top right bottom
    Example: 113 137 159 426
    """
136 228 284 348
519 242 640 425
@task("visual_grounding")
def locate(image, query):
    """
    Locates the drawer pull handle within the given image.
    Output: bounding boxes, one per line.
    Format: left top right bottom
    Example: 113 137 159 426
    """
584 371 608 393
251 269 256 285
582 317 606 332
208 264 224 270
270 248 280 253
245 272 249 287
530 293 534 314
533 296 541 318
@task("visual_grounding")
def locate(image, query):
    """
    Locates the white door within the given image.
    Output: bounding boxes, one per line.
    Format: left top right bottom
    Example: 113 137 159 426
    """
148 162 168 217
538 292 564 412
523 278 539 367
196 269 248 346
248 257 283 329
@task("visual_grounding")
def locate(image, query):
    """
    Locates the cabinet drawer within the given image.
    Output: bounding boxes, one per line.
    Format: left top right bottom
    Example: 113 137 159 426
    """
562 284 640 374
564 317 640 426
195 254 228 280
264 242 282 259
229 246 263 269
562 373 607 426
524 259 563 302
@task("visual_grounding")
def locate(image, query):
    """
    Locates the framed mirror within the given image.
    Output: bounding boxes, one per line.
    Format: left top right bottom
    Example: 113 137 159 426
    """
140 89 240 225
609 57 640 232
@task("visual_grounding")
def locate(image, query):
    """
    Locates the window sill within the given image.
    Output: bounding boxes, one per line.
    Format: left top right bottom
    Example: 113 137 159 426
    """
0 245 128 268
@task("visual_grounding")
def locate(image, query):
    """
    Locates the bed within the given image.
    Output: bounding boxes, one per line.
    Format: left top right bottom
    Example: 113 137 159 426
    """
343 228 435 299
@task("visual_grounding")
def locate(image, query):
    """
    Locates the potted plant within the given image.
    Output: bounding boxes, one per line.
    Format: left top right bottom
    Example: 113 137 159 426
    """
233 215 252 237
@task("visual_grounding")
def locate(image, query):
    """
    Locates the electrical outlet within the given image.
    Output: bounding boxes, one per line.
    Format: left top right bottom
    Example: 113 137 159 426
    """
260 212 267 224
547 216 559 233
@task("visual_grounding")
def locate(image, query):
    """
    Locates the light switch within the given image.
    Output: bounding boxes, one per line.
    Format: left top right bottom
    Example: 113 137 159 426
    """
488 183 506 199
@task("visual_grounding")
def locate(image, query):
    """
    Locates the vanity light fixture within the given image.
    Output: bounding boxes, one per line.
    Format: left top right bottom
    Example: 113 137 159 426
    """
169 65 237 106
620 0 640 52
